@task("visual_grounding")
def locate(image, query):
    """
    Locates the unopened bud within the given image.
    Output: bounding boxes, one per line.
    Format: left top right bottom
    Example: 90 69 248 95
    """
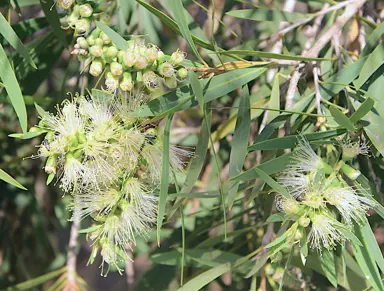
158 62 174 77
110 62 123 76
90 60 103 77
91 27 101 38
170 49 186 66
146 46 159 63
100 32 111 45
79 4 93 18
86 35 96 46
157 51 165 62
57 0 74 10
89 45 103 57
104 46 118 60
105 72 120 92
120 72 134 91
123 51 136 67
164 76 177 89
44 155 57 174
294 229 303 241
76 37 89 49
298 217 310 227
95 38 104 47
67 13 79 28
75 18 91 35
134 56 148 70
177 67 188 79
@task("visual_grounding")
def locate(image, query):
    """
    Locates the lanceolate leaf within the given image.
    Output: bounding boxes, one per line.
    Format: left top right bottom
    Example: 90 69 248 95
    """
0 42 27 132
157 114 174 245
0 13 37 69
0 168 27 190
226 9 310 23
329 106 355 131
228 86 250 208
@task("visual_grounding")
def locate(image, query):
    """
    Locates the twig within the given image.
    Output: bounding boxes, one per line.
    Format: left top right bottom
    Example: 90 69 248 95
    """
64 216 80 291
125 248 135 291
313 64 322 115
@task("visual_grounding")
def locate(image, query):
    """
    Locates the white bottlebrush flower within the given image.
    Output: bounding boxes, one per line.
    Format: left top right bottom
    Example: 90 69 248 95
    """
60 154 89 192
288 137 324 173
278 172 310 198
324 186 375 225
41 101 85 138
308 213 346 250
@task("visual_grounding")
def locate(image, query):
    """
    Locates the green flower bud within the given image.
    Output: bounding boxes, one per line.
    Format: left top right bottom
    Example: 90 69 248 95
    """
57 0 74 10
146 46 159 63
164 76 177 89
95 38 104 47
91 27 101 38
89 45 103 57
177 67 188 79
294 229 304 241
90 60 103 77
99 12 111 25
341 164 361 180
70 135 79 147
158 62 175 77
110 62 123 76
78 132 87 144
120 72 134 91
86 35 96 46
75 18 91 35
45 155 57 174
117 51 125 64
104 46 118 60
170 49 186 66
100 32 111 45
157 51 165 62
123 51 136 67
72 4 80 16
134 56 148 70
76 37 89 49
67 13 79 28
79 4 93 18
73 149 83 159
298 216 310 227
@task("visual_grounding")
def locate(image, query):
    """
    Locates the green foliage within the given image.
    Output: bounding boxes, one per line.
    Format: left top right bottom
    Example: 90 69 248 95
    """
1 0 384 291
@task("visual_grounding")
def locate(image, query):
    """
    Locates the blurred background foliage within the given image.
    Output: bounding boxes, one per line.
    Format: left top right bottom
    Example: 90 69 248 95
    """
1 0 384 290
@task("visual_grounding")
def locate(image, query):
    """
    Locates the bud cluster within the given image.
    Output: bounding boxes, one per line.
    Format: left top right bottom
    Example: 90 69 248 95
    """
60 0 115 36
274 137 376 252
74 35 189 93
34 92 189 274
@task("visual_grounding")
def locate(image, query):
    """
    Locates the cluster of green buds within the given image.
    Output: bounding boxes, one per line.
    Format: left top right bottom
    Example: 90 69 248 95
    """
32 92 189 274
59 0 115 35
73 35 189 93
269 136 376 256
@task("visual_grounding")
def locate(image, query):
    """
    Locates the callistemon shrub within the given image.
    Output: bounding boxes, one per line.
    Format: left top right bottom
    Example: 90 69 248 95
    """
33 92 188 274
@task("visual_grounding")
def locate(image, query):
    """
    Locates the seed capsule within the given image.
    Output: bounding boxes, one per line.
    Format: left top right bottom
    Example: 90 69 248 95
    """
158 62 174 77
170 49 186 66
75 18 91 35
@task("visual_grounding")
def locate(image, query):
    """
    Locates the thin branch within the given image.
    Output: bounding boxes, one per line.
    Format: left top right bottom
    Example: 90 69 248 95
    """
64 216 80 291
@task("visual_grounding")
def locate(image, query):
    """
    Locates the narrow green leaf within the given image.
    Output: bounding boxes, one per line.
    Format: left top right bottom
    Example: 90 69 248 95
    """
169 190 220 199
157 114 173 245
355 41 384 89
96 21 127 50
267 74 280 122
168 0 203 63
226 9 310 23
230 153 293 183
319 249 338 287
329 106 355 131
360 221 384 274
351 223 384 291
253 167 289 198
46 173 55 185
245 251 269 278
9 131 45 139
248 130 345 152
267 213 285 223
189 70 204 113
0 168 27 190
0 13 37 69
39 0 68 47
5 267 66 291
349 97 374 123
178 263 231 291
34 102 47 117
181 104 211 194
0 42 27 132
136 0 215 51
216 50 330 61
228 86 250 208
361 22 384 57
